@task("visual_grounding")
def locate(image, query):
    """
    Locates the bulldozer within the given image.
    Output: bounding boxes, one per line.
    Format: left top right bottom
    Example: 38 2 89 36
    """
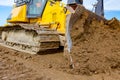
0 0 84 54
0 0 104 55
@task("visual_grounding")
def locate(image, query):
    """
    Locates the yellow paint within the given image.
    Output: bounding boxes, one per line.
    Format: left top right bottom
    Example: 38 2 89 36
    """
7 5 28 22
7 0 71 34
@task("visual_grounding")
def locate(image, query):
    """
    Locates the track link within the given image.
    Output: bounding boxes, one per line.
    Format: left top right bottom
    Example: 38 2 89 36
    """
0 25 60 54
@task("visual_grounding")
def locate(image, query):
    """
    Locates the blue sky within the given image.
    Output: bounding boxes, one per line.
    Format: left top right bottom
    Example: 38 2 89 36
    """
0 6 12 26
0 0 120 26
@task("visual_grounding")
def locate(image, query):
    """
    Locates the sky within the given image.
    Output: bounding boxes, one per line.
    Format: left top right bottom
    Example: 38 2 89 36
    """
0 0 120 26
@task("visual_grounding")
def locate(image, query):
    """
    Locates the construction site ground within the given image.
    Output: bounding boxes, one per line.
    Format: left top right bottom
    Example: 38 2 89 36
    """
0 6 120 80
0 45 120 80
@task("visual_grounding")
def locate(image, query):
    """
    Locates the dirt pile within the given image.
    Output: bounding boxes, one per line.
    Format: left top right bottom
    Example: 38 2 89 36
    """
0 5 120 80
69 8 120 75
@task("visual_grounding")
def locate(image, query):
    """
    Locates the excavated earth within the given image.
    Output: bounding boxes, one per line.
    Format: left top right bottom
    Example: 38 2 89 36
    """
70 11 120 75
0 6 120 80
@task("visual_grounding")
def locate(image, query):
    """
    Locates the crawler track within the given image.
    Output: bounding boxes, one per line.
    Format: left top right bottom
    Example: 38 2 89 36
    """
0 24 60 54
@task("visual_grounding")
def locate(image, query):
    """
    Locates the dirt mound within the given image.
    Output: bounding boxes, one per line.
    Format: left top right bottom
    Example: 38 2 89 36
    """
69 9 120 75
106 17 120 29
0 5 120 80
0 45 120 80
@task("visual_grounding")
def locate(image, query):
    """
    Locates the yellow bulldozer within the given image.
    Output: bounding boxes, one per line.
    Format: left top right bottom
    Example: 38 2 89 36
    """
0 0 104 55
0 0 105 68
0 0 84 54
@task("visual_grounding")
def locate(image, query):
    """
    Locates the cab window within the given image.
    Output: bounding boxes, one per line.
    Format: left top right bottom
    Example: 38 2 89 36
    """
27 0 47 18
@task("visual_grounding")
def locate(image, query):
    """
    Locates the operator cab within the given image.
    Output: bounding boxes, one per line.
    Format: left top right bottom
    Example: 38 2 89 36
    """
14 0 47 18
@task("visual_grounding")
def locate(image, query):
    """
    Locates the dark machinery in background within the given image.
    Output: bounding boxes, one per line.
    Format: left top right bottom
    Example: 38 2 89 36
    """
92 0 104 17
68 0 104 17
95 0 104 17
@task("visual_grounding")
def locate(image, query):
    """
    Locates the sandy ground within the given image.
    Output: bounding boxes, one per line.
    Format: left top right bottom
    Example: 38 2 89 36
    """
0 6 120 80
70 9 120 75
0 46 120 80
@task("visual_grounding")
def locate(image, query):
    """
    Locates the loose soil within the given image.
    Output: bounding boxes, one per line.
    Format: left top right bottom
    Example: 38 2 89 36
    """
70 10 120 75
0 6 120 80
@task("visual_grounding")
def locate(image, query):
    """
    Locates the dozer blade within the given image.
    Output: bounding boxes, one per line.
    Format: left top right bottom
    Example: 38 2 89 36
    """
0 25 60 54
64 4 105 68
64 5 85 68
64 4 105 53
64 5 85 53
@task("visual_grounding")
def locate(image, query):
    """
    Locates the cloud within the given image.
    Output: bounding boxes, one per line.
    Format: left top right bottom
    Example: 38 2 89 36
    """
84 0 120 11
0 0 120 10
62 0 67 3
104 0 120 10
83 0 97 10
0 0 14 6
62 0 120 11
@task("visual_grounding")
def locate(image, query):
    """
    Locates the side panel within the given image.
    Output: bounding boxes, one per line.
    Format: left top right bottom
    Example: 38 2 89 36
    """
7 5 28 23
37 1 67 34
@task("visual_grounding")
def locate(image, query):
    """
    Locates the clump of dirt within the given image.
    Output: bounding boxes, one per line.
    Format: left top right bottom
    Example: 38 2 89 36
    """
69 9 120 75
106 17 120 29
